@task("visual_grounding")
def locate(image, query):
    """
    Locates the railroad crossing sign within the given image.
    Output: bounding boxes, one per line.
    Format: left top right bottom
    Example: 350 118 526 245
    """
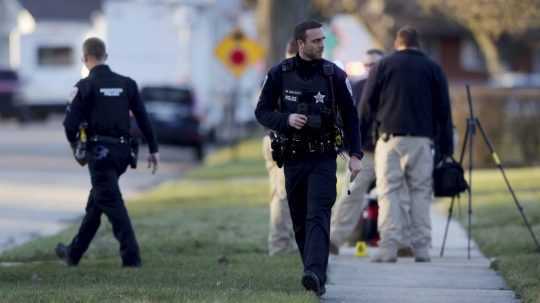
214 29 265 78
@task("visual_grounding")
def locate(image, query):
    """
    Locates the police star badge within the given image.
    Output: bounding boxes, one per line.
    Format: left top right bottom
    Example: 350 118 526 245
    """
314 91 325 104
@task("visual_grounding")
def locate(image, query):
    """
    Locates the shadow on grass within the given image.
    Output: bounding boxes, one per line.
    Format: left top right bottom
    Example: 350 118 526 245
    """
0 139 318 302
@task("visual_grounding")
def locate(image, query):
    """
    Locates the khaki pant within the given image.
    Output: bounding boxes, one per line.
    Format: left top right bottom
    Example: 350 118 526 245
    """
262 135 295 255
330 153 375 246
331 153 413 248
375 136 433 250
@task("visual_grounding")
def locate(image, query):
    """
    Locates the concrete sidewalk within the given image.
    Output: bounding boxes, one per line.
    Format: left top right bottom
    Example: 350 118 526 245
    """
324 207 520 303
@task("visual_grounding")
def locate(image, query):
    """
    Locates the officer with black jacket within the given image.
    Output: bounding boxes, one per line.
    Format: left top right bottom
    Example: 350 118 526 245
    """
255 21 362 296
360 26 454 263
56 37 159 267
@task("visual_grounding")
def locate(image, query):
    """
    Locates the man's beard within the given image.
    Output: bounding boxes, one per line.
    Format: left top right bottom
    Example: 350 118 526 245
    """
306 48 323 60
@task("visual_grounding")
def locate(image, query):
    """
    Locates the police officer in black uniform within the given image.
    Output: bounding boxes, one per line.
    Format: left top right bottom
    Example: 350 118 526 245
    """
56 37 159 267
255 21 362 296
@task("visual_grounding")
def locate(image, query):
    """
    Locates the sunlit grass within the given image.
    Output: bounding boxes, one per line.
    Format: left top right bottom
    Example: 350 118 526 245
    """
0 139 317 303
437 167 540 303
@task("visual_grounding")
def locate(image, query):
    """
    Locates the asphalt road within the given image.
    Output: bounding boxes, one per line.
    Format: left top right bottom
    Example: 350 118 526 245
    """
0 117 197 251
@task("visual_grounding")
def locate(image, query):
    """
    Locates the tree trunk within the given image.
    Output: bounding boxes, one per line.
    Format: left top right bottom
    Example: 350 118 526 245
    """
257 0 311 67
470 27 504 78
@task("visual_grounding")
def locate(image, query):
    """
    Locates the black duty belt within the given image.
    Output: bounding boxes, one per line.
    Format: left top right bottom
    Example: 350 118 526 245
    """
290 136 335 155
90 135 128 144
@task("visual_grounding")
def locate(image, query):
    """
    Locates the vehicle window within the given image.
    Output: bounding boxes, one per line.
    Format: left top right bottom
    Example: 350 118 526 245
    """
141 87 193 105
37 47 74 66
145 102 192 119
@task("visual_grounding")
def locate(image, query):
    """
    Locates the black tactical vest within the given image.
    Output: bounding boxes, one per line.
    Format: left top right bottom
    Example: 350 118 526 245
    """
280 59 335 139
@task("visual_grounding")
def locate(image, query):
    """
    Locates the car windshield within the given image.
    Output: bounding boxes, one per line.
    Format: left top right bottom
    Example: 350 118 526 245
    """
145 101 192 119
141 87 192 105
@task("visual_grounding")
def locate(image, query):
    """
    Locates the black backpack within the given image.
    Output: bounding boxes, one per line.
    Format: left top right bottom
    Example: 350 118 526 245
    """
433 157 469 197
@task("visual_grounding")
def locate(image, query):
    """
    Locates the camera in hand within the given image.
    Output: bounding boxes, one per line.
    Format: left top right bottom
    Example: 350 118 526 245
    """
297 103 322 129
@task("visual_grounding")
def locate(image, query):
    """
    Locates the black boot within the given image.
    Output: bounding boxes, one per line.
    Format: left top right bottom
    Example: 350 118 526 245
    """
122 261 142 268
301 271 326 296
55 243 78 266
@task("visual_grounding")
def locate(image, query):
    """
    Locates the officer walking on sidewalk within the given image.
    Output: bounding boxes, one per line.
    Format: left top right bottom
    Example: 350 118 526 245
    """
360 26 454 263
255 20 362 296
56 37 159 267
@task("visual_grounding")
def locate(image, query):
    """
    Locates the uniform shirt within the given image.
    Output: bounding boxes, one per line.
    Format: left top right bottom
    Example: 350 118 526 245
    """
360 49 454 156
64 64 158 153
254 55 362 157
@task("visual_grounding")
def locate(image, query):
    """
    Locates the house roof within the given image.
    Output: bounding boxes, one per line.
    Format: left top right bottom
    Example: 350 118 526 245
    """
18 0 102 22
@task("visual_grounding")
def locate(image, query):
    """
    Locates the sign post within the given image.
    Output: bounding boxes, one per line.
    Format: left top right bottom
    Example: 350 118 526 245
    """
214 29 265 78
214 29 265 159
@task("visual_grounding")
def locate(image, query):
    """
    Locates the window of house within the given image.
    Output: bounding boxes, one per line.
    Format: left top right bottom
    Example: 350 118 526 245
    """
460 39 485 72
37 46 74 66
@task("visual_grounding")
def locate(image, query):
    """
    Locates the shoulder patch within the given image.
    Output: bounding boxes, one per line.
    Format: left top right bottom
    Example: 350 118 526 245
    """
345 78 353 97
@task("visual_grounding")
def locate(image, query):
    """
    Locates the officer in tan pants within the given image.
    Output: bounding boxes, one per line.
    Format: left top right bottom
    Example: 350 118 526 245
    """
330 50 381 251
330 50 413 255
263 40 298 255
330 153 375 249
359 26 454 263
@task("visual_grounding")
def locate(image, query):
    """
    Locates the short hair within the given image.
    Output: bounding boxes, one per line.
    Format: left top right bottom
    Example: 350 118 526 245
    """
294 20 323 42
366 48 384 57
83 37 107 60
395 26 420 48
286 39 298 57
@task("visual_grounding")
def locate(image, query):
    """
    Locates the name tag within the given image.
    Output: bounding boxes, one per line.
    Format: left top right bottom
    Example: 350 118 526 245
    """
100 88 123 97
285 89 301 96
284 94 297 102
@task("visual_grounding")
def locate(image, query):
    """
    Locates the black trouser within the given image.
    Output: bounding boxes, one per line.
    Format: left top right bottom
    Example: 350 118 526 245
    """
284 153 337 285
68 141 140 266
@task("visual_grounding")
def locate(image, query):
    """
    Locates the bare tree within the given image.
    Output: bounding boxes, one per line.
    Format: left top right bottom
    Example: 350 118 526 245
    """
353 0 407 50
418 0 540 76
256 0 312 66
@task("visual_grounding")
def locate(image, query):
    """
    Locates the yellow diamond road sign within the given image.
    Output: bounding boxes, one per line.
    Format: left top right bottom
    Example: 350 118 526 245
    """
214 29 265 78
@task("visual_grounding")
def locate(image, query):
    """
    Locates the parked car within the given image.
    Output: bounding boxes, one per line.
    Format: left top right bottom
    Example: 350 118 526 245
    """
131 85 205 161
0 69 21 120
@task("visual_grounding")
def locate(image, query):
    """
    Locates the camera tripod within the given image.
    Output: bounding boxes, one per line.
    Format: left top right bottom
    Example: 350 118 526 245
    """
440 85 540 259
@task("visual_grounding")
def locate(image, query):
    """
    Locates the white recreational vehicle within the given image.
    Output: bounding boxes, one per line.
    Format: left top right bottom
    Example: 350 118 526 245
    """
10 0 102 118
9 0 261 136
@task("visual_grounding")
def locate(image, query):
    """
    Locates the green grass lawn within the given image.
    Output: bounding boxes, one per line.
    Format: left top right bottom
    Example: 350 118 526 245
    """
2 137 539 302
437 167 540 303
0 139 317 303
